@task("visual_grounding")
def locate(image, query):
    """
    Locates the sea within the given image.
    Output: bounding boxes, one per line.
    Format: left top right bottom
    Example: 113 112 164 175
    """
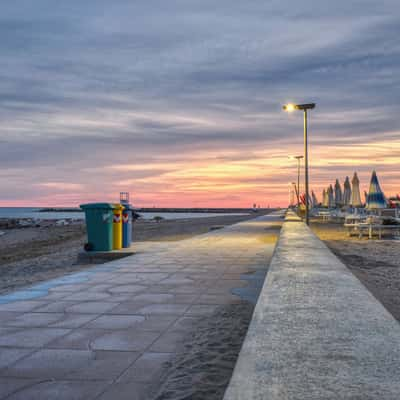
0 207 249 221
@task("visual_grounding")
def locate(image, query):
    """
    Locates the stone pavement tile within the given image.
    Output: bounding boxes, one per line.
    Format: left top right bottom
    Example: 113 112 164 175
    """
90 330 161 352
64 301 120 314
145 284 182 293
47 329 113 350
101 293 137 303
65 350 140 380
0 301 47 313
129 293 175 303
130 293 197 305
84 273 116 282
0 378 41 400
48 283 92 292
37 291 71 301
118 352 173 383
2 349 93 379
60 292 113 302
185 304 220 316
196 294 242 305
135 304 190 315
107 284 148 294
110 273 169 284
168 285 207 294
133 315 178 332
33 301 79 313
206 280 248 294
84 315 145 330
86 284 114 292
149 331 187 353
0 328 20 337
0 328 71 348
168 316 203 332
0 312 22 324
49 313 99 329
3 312 66 328
96 381 153 400
2 312 96 329
172 294 199 303
0 349 34 369
105 301 148 315
5 379 110 400
157 276 195 285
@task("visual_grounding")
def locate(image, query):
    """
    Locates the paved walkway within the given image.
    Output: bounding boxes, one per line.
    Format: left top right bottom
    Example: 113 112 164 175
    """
0 212 283 400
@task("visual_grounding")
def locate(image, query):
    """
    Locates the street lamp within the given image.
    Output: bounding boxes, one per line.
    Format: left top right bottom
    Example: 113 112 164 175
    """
283 103 316 225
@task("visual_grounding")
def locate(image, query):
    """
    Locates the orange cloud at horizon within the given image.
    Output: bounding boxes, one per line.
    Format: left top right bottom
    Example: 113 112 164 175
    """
2 134 399 209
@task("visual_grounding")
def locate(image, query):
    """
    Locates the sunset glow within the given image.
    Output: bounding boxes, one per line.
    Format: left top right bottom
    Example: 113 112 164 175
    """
1 1 399 208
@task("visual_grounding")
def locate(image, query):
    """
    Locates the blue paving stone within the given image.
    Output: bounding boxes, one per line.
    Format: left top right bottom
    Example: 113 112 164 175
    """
0 290 48 304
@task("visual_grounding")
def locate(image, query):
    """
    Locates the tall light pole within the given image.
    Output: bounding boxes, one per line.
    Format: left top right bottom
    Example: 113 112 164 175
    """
283 103 316 225
290 155 303 211
290 182 296 208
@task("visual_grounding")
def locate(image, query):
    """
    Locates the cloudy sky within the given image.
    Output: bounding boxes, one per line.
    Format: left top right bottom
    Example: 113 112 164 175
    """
1 0 399 207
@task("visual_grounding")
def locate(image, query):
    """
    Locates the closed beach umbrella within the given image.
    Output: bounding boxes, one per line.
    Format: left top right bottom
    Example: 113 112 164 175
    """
343 176 352 206
351 172 362 207
324 188 330 207
366 170 387 209
312 191 318 208
334 179 343 207
328 185 335 208
322 189 328 207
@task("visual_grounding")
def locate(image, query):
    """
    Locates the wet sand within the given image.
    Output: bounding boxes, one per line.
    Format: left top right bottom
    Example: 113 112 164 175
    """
0 213 262 295
311 220 400 322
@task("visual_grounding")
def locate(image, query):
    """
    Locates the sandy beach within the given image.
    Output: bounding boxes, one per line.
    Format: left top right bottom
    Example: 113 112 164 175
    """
311 220 400 322
0 212 264 295
154 303 254 400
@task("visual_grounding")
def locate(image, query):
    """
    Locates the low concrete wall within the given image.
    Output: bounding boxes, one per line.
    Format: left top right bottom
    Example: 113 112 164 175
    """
224 211 400 400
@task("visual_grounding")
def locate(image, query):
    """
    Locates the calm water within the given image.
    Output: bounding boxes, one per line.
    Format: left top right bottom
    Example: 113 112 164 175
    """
0 207 248 221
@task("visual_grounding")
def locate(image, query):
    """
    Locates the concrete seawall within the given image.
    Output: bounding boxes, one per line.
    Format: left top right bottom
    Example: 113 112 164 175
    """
224 212 400 399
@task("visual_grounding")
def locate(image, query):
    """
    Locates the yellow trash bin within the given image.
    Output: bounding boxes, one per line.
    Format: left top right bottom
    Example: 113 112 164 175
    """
112 204 124 250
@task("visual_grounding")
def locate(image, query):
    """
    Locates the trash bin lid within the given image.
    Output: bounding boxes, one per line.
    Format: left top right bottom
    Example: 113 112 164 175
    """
80 203 116 210
113 203 125 211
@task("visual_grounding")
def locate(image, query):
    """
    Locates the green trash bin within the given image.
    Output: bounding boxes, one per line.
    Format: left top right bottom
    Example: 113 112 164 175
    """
80 203 115 251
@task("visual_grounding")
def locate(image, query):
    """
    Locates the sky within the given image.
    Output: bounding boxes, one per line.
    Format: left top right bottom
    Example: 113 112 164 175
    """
1 0 400 207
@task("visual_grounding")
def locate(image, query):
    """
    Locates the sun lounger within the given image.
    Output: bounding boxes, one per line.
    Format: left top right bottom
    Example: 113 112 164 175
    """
344 215 400 239
356 223 400 239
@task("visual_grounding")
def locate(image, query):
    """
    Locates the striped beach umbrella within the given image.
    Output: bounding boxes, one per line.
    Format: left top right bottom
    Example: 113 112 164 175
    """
351 172 362 207
328 185 335 208
366 170 387 209
343 176 352 206
334 179 343 207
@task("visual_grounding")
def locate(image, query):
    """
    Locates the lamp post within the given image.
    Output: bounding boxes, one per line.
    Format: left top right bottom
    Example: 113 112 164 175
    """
283 103 316 225
290 182 296 208
289 155 303 211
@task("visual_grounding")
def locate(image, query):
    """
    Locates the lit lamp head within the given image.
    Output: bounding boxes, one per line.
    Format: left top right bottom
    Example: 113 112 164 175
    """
283 103 295 112
283 103 316 112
